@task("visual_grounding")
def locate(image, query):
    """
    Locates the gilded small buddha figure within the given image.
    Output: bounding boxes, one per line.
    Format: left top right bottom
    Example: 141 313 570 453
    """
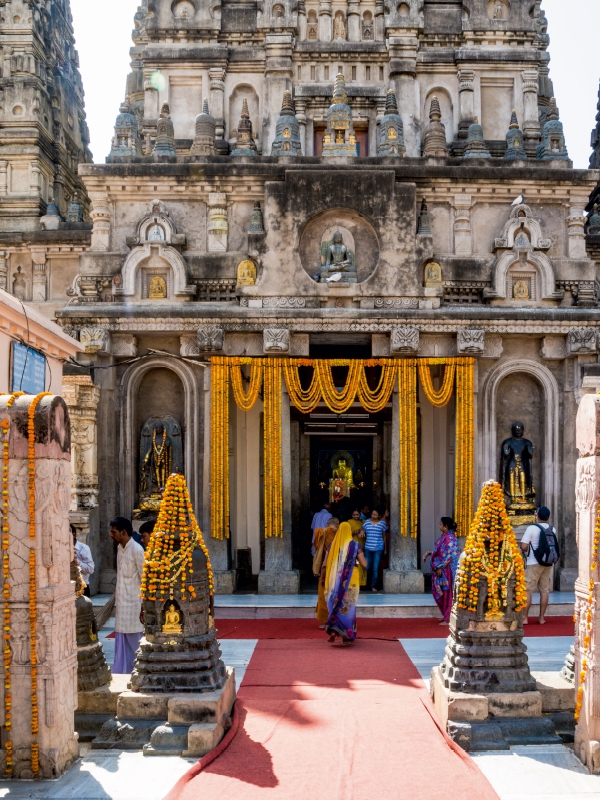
149 276 167 299
513 279 530 301
162 604 183 634
237 259 257 286
424 262 442 287
333 458 355 489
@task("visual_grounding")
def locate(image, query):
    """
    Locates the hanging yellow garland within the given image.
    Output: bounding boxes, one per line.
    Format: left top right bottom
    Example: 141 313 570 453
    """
230 357 264 412
398 360 418 538
264 360 283 538
26 392 50 777
314 359 363 414
210 358 230 540
356 360 397 413
575 503 600 721
282 359 322 413
456 480 527 616
140 473 215 600
418 359 456 408
454 358 475 535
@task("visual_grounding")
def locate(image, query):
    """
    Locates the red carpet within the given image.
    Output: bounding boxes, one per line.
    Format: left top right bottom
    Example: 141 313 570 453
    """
164 639 500 800
216 615 575 640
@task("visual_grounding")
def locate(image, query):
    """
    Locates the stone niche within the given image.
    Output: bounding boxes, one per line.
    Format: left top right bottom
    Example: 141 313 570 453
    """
495 371 545 502
298 208 380 284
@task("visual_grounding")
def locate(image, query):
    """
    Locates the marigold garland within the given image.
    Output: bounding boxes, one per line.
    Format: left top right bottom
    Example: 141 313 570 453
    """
454 358 475 535
230 357 263 412
418 359 456 408
398 360 418 538
456 480 527 617
210 358 230 540
574 503 600 721
264 360 283 538
140 473 214 599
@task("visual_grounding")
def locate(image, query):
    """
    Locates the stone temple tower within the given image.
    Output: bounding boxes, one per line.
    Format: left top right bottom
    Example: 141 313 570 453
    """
0 0 92 231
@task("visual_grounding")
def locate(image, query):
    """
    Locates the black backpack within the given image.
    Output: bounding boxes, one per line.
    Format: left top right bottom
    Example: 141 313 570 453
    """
531 524 560 566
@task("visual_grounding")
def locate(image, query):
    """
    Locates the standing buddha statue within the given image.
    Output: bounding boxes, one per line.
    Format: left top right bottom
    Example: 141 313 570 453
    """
500 422 536 524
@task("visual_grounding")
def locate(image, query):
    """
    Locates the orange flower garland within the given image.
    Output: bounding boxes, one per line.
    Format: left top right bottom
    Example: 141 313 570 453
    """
264 360 283 538
454 358 475 536
210 358 230 540
418 359 456 408
574 503 600 721
457 481 527 616
230 357 264 412
140 473 214 600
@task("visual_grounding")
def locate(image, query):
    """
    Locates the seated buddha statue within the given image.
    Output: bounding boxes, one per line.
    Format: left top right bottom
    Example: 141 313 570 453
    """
333 458 355 489
162 603 183 634
320 231 357 284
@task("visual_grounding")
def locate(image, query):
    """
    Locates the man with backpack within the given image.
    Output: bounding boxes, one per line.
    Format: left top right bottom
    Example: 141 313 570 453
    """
519 506 560 626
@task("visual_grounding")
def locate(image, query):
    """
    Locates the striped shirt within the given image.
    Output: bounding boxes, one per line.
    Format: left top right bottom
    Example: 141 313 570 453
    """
362 520 387 552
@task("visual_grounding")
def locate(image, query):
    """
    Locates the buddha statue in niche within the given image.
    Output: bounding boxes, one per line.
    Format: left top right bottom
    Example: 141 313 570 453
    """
149 276 167 299
162 603 183 634
500 422 536 522
237 259 257 286
136 415 184 515
513 279 530 301
320 231 357 284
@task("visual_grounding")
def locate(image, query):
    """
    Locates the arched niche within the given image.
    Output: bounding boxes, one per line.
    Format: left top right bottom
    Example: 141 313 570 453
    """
298 208 380 283
481 359 559 519
228 85 259 144
119 244 195 301
362 9 373 39
424 88 454 143
119 358 203 516
490 251 560 302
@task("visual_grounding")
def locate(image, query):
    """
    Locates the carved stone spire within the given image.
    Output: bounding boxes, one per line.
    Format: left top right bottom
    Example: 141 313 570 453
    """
417 198 432 235
322 74 357 158
422 96 448 158
271 91 302 156
332 72 348 105
231 99 258 156
109 97 142 158
504 110 527 160
190 97 216 156
377 89 405 157
537 98 569 161
463 116 491 159
590 81 600 169
153 102 177 158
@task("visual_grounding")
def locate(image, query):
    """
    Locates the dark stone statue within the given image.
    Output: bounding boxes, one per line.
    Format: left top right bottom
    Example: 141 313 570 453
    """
500 422 535 513
137 415 183 513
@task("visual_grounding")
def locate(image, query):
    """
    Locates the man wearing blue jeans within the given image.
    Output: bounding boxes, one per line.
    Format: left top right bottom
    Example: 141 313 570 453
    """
361 509 387 593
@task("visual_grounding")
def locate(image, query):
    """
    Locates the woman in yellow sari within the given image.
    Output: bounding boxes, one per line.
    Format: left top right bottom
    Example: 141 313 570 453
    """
323 521 368 645
314 518 339 627
348 509 367 587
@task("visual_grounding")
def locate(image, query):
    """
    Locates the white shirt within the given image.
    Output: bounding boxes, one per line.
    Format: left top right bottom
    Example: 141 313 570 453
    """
521 523 552 567
75 540 95 583
115 537 145 634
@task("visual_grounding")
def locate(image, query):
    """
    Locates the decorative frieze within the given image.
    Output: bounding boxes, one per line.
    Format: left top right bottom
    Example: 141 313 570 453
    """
263 328 290 353
111 334 138 358
197 325 224 352
457 328 485 355
180 334 201 357
374 298 420 309
567 328 597 357
390 326 419 354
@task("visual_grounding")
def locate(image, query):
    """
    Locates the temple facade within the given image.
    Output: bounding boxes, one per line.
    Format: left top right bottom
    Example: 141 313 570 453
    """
2 0 600 594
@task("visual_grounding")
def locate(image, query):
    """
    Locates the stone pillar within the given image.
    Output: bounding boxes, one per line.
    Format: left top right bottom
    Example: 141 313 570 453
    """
574 394 600 773
374 0 384 40
0 394 79 779
295 100 307 155
453 194 473 256
521 68 541 151
61 376 101 595
207 193 228 252
457 70 475 139
389 36 419 157
567 198 589 259
209 67 227 145
298 0 307 40
30 250 47 302
384 386 424 593
263 34 294 153
0 251 7 291
258 379 300 594
318 0 332 42
89 191 111 252
347 0 360 41
0 161 8 196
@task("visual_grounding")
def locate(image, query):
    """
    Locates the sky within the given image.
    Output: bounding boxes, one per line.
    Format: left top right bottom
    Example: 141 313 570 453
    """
70 0 600 168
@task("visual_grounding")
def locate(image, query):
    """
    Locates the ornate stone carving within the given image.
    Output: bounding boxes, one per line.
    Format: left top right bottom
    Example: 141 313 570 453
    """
567 328 597 356
111 334 138 358
390 326 419 354
197 325 224 352
80 326 109 354
482 335 503 359
540 335 567 360
375 298 419 309
453 194 473 256
62 377 100 520
457 328 485 354
261 297 306 308
180 334 201 357
207 193 228 252
576 458 596 514
263 328 290 353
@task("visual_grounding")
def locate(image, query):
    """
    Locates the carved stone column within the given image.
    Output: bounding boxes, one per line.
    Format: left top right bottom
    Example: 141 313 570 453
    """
30 249 47 302
374 0 384 40
521 68 542 151
295 100 307 155
0 250 7 291
568 199 589 259
264 34 294 153
347 0 360 41
298 0 307 39
453 194 473 256
318 0 332 42
457 70 475 139
0 395 79 779
89 191 111 252
574 394 600 773
209 67 227 147
207 193 228 252
383 385 424 593
61 376 101 594
0 161 7 196
389 36 419 156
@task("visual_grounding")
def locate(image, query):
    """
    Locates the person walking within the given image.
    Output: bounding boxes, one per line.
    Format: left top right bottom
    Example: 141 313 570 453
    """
72 524 94 598
110 517 145 673
315 518 340 626
311 503 333 555
323 521 368 646
348 510 367 587
361 509 387 593
423 517 460 624
520 506 560 625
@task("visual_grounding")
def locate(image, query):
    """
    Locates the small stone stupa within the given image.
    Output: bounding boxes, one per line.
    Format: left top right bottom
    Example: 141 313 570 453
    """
93 474 235 757
231 99 258 156
463 116 491 159
190 99 216 156
422 96 448 158
72 553 111 692
322 74 357 158
504 110 527 160
431 480 562 751
110 98 142 157
271 91 302 156
153 102 177 158
377 89 405 157
537 98 569 161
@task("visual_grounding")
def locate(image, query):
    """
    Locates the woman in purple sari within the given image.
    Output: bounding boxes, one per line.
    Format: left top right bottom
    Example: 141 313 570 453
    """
323 522 368 646
423 517 461 624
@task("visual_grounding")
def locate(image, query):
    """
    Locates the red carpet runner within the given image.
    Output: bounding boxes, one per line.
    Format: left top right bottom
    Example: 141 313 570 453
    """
216 615 574 639
164 639 500 800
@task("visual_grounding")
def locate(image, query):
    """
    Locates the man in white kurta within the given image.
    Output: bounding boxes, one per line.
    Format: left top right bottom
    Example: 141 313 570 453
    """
110 517 145 674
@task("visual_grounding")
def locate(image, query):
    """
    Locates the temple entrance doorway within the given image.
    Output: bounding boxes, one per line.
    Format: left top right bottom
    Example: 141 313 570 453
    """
291 405 391 591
